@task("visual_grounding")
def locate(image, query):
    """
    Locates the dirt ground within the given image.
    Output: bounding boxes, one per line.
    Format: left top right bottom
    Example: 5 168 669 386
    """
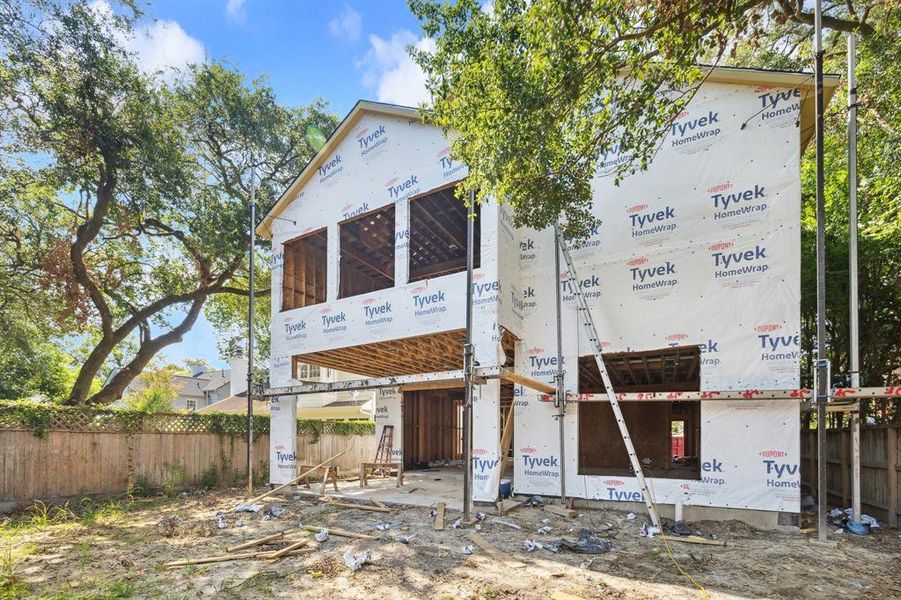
2 488 899 599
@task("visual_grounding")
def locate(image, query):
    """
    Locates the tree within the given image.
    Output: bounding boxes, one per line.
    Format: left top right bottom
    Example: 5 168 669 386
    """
0 1 337 405
409 0 875 238
410 0 898 411
122 364 183 413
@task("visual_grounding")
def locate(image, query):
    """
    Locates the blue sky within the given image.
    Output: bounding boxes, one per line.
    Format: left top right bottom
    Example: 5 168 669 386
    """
123 0 432 368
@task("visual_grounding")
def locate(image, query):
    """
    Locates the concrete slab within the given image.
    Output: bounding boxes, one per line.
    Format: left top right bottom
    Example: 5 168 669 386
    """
293 469 464 511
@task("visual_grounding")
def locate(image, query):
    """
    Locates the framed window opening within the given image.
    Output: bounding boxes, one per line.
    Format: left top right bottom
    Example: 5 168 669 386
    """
408 183 480 283
281 228 328 311
339 205 395 298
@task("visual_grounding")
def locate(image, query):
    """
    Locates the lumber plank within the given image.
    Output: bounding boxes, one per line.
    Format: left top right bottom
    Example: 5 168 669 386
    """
226 530 288 553
319 497 393 513
543 504 578 518
248 451 346 503
466 532 527 569
371 499 388 509
301 525 377 540
269 538 312 559
433 502 445 530
660 535 726 547
496 499 520 516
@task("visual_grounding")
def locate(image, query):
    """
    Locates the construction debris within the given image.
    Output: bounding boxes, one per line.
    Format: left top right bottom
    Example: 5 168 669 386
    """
343 549 371 571
301 526 377 541
467 532 527 568
247 451 347 504
226 531 288 553
314 528 329 542
234 503 263 513
546 530 613 555
432 502 445 530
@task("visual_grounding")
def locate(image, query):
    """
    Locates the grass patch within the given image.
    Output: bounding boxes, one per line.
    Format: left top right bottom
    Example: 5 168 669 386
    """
0 548 27 600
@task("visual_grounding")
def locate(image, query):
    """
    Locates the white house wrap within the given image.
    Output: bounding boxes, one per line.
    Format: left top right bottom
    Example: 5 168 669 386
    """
260 68 838 515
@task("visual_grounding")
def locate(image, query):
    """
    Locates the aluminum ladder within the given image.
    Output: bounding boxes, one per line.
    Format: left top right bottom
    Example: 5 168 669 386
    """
554 224 662 528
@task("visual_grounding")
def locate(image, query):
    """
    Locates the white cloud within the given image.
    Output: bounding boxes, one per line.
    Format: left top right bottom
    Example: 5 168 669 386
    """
359 31 434 106
328 5 362 42
128 20 206 75
225 0 247 24
88 0 206 76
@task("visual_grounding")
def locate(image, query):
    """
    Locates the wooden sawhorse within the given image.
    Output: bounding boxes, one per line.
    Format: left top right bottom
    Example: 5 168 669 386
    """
296 464 340 495
360 462 403 488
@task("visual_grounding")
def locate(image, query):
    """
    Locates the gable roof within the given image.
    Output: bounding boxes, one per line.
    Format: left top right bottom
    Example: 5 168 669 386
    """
257 66 839 239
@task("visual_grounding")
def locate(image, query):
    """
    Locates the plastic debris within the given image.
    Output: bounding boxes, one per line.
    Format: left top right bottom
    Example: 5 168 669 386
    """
376 522 391 531
860 514 879 528
626 512 637 520
452 517 463 529
264 505 287 519
523 496 544 507
235 516 244 528
215 512 228 529
579 559 595 570
639 523 661 539
393 534 415 544
846 521 869 536
474 524 482 531
489 518 522 530
537 526 552 535
523 539 543 552
462 544 474 555
428 508 437 519
541 518 550 525
234 503 263 513
828 508 844 518
474 512 486 521
546 529 613 554
314 528 329 542
343 549 371 571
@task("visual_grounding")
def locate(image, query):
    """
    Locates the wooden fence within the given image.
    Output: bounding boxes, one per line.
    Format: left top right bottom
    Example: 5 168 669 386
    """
0 406 376 505
801 424 900 526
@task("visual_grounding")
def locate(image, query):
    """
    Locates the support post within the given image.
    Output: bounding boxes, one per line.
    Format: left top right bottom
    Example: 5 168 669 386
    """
247 165 256 496
462 189 476 521
813 0 829 543
847 33 862 524
554 230 566 504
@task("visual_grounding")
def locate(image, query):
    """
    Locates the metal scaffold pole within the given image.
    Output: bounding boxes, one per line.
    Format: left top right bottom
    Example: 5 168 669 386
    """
462 189 476 521
813 0 829 543
247 165 256 497
554 230 566 504
847 33 862 524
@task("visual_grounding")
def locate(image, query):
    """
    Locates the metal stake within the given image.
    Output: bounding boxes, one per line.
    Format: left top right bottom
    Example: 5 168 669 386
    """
814 0 828 542
462 189 476 520
246 165 256 496
847 33 862 523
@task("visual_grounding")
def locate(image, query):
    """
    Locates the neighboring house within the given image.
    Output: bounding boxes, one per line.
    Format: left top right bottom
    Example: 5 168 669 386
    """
198 361 373 420
118 355 246 412
256 65 841 528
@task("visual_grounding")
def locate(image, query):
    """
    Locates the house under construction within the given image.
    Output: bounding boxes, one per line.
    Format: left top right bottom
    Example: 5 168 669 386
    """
255 66 880 528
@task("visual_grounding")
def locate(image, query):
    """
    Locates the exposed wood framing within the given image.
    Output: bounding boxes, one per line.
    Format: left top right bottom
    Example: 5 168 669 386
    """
281 229 327 311
578 345 701 393
409 184 480 282
296 329 466 378
339 205 395 298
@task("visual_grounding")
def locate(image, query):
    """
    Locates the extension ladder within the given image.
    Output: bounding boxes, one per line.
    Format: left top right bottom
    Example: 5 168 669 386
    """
554 224 662 528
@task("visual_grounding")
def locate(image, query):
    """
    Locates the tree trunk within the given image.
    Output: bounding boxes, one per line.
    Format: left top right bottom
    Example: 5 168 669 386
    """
66 336 117 405
87 297 207 405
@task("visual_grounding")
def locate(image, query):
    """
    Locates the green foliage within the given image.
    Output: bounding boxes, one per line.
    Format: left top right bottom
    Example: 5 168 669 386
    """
0 1 338 406
122 366 182 413
199 466 218 490
127 475 152 499
410 0 761 238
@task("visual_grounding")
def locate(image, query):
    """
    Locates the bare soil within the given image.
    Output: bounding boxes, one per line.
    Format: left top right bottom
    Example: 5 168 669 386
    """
3 489 899 599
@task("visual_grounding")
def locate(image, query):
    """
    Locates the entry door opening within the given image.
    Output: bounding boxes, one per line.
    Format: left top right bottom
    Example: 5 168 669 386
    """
402 389 463 470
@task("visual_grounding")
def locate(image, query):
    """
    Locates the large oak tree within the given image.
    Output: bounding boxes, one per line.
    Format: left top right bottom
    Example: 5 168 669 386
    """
0 0 337 404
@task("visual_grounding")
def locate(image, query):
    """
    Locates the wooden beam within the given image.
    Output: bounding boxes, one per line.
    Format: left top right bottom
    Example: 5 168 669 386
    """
500 369 556 394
